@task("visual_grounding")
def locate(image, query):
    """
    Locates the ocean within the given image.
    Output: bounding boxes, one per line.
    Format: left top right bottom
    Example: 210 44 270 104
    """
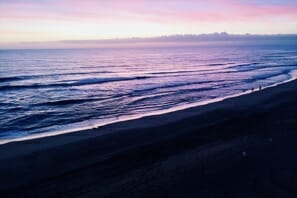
1 40 297 140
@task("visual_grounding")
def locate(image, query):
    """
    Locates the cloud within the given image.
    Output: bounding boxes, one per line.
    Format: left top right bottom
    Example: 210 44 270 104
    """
1 0 296 23
0 0 296 43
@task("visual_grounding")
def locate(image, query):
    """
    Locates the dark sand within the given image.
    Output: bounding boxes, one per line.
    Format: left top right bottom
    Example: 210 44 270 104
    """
0 80 297 197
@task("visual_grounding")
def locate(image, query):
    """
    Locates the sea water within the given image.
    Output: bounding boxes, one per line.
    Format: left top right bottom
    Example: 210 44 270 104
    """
1 40 297 139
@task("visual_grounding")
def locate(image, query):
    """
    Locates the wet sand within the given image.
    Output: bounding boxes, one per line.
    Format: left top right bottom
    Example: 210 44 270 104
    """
0 80 297 197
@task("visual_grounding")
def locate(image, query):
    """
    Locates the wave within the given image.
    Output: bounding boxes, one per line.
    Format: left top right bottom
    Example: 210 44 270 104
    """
132 80 223 95
0 71 114 84
151 64 295 79
129 87 214 106
207 63 227 66
34 98 100 106
32 81 224 107
149 64 231 76
244 69 291 83
150 69 210 75
0 76 151 91
230 63 297 72
32 93 129 106
229 63 260 69
0 76 28 83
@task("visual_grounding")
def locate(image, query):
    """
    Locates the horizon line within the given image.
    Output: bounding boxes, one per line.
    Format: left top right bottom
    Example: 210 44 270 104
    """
1 32 297 50
11 32 297 44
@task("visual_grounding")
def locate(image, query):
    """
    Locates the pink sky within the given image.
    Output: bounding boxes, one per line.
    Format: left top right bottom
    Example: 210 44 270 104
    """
0 0 297 44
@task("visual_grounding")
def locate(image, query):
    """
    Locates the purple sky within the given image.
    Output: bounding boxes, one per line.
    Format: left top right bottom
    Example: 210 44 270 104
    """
0 0 297 45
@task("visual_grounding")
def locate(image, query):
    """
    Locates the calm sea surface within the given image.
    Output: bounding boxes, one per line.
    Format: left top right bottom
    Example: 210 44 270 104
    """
1 41 297 139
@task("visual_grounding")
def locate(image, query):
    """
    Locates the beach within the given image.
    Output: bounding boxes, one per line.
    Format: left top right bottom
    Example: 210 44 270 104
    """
0 79 297 197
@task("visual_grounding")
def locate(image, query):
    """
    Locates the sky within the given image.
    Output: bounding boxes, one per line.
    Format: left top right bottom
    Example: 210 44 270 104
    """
0 0 297 45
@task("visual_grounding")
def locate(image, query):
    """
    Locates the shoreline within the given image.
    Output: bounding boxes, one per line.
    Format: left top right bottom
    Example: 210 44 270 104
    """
1 71 297 145
0 78 297 196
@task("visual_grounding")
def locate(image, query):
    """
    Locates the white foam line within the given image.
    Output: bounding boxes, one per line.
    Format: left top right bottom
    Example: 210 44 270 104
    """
1 70 297 145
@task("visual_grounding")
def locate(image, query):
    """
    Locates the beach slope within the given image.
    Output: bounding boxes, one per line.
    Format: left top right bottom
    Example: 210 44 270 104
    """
0 80 297 197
